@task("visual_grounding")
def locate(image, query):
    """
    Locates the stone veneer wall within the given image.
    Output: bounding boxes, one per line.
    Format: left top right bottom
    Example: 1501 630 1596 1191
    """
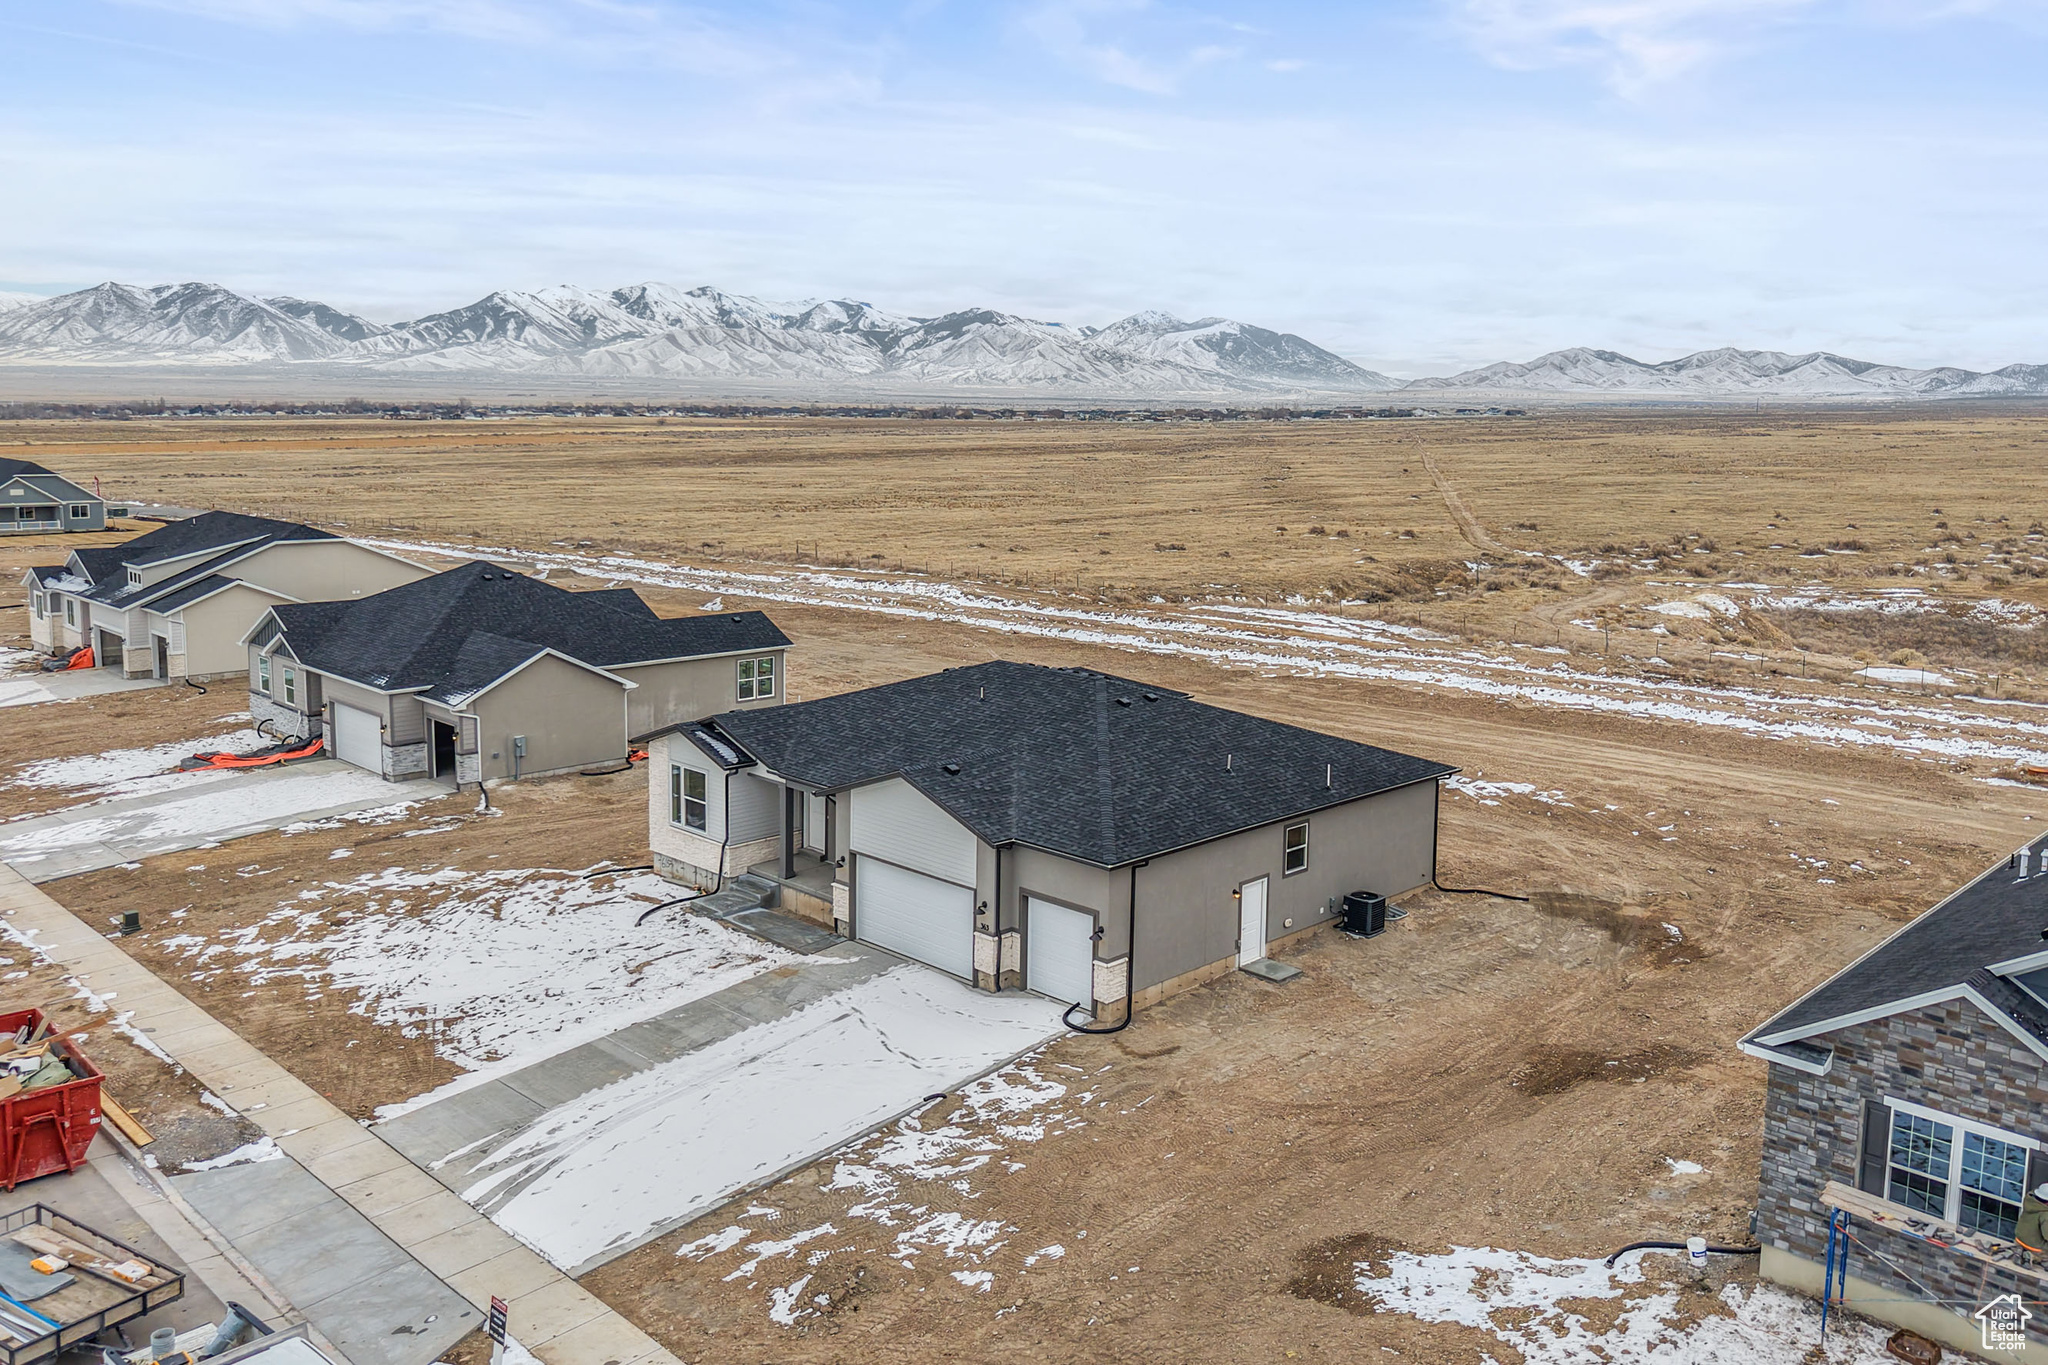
1757 998 2048 1341
249 691 316 741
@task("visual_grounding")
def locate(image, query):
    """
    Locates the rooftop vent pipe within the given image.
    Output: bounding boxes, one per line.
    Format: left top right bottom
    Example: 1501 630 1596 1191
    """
1325 763 1333 790
1225 753 1234 773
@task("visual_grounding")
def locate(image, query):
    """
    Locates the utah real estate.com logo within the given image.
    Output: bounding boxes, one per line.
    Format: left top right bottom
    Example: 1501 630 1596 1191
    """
1978 1292 2033 1353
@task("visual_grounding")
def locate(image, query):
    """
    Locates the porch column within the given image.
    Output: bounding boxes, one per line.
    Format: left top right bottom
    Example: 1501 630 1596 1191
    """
781 783 797 879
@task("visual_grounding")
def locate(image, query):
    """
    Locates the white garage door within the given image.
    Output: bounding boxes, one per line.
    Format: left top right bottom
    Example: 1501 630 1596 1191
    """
330 702 382 773
856 858 974 979
1026 897 1096 1010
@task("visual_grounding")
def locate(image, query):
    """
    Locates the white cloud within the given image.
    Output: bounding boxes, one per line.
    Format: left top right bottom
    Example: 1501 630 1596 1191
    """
1454 0 1815 92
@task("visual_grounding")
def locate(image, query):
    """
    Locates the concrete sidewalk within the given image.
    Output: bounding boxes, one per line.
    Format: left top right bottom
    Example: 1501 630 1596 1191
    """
0 760 443 881
0 862 679 1365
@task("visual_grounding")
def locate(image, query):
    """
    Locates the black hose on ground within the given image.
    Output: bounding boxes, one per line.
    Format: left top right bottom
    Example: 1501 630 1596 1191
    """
183 677 208 694
1603 1241 1760 1269
1064 1000 1131 1034
579 761 633 776
635 893 706 927
581 864 656 879
1431 875 1530 903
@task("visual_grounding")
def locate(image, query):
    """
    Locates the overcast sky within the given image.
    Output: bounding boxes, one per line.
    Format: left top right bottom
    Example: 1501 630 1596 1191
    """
3 0 2045 376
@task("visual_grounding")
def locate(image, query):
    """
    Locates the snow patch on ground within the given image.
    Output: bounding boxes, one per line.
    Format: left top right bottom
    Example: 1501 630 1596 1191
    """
1354 1244 1895 1364
0 766 417 867
2 727 262 803
1444 774 1571 806
181 1137 283 1171
151 865 798 1114
461 966 1064 1272
1855 666 1954 685
681 1049 1090 1327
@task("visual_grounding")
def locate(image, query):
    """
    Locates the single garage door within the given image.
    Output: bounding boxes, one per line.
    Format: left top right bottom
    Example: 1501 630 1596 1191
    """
331 702 382 774
856 858 974 979
1026 896 1096 1010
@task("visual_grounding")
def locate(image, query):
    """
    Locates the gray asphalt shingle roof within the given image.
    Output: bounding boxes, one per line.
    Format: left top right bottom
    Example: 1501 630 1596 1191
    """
703 660 1456 868
1748 833 2048 1046
269 560 789 696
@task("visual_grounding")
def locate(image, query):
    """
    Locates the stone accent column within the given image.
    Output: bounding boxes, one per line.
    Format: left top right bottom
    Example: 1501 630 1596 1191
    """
1093 955 1131 1016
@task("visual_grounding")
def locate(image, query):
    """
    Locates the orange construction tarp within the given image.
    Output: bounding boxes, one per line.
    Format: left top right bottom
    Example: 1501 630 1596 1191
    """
62 647 93 671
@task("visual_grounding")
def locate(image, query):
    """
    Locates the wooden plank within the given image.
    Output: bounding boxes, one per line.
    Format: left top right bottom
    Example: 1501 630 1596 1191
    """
1819 1180 2048 1282
97 1094 152 1148
4 1228 167 1292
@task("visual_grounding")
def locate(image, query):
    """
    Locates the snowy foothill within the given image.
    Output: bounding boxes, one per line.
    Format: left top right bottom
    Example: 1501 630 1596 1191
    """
1352 1243 1897 1364
677 1047 1093 1328
151 865 799 1112
1855 666 1955 686
453 965 1065 1273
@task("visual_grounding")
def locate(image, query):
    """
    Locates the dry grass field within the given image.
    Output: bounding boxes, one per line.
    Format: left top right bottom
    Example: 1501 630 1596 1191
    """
4 408 2048 1362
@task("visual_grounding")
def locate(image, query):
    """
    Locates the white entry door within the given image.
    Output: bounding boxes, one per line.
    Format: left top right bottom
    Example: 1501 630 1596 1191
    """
1237 876 1269 967
331 702 382 773
1026 897 1096 1010
856 857 975 979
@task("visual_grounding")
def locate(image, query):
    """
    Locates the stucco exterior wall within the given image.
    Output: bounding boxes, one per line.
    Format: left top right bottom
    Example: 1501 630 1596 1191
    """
231 540 430 601
471 654 627 781
162 584 293 679
614 646 787 740
1756 998 2048 1347
1123 778 1438 992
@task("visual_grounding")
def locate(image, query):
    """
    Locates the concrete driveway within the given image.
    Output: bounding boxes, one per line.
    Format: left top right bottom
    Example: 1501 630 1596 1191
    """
380 930 1067 1275
0 666 165 708
0 759 444 880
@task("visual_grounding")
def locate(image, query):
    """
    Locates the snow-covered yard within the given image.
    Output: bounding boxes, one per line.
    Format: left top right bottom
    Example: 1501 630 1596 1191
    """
153 864 799 1111
454 965 1065 1273
0 762 440 877
3 726 264 808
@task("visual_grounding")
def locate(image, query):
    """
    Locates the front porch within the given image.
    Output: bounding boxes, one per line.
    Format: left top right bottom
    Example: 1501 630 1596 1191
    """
746 850 840 928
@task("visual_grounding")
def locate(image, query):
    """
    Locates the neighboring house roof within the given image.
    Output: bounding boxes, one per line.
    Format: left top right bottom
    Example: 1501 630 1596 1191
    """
23 565 75 588
0 459 94 501
143 573 288 615
264 560 790 697
696 660 1457 868
1744 834 2048 1063
75 512 343 611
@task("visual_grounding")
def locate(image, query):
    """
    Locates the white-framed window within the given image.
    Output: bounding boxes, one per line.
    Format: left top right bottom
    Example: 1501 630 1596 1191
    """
69 505 91 520
282 667 296 706
258 654 271 693
63 597 75 626
1283 820 1309 875
1883 1097 2037 1239
671 764 707 831
128 568 142 586
738 655 776 701
30 592 42 620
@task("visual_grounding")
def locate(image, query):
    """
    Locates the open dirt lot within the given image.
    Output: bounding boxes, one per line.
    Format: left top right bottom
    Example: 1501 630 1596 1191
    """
3 410 2047 1359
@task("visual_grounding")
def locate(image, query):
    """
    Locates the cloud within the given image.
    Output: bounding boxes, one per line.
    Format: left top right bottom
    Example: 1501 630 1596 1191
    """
1454 0 1816 92
1015 0 1246 94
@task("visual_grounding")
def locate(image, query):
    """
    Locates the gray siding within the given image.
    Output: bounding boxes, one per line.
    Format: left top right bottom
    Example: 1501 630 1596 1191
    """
471 653 627 780
615 647 787 739
727 772 782 844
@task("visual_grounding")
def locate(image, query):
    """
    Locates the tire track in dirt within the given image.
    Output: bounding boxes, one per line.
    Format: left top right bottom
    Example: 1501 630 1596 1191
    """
1418 445 1520 558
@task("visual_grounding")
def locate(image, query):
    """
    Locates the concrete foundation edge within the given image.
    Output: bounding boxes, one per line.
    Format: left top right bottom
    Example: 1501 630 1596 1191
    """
1760 1244 2046 1363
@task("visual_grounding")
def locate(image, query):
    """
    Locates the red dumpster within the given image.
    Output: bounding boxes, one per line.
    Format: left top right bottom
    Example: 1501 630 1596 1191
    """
0 1010 103 1191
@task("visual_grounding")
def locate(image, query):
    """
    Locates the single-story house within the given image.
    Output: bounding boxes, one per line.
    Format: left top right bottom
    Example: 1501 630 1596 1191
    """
0 459 108 536
1742 834 2048 1361
645 661 1455 1017
246 559 790 784
23 510 429 678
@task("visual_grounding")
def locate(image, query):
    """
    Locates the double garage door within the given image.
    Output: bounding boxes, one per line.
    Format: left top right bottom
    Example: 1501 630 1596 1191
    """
855 858 975 979
853 860 1097 1010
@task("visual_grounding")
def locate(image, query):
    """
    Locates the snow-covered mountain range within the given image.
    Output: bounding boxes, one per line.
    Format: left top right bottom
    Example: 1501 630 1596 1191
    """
0 280 2042 399
1405 346 2048 400
0 281 1395 396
